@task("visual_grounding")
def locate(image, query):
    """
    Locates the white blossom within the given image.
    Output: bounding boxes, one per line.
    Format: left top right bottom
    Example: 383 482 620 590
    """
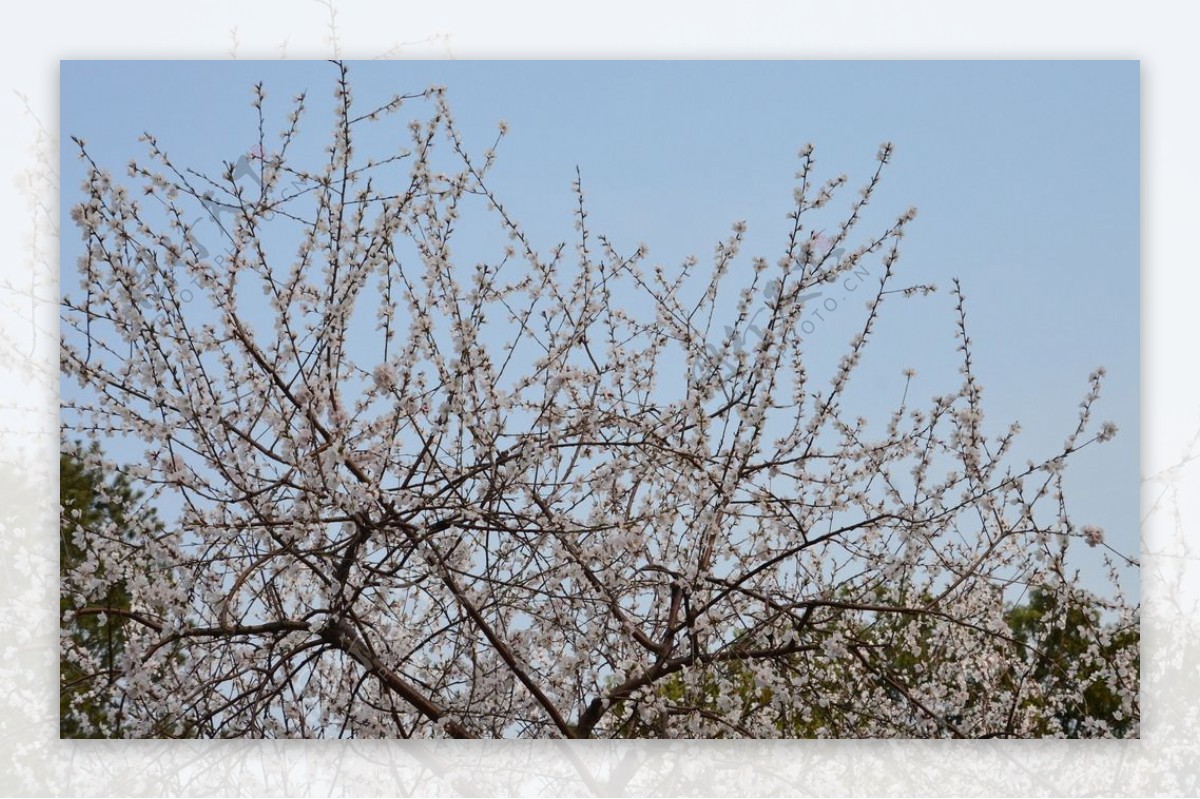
58 65 1137 742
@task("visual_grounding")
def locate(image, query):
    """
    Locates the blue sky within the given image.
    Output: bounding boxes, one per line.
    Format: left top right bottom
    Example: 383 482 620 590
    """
60 60 1139 594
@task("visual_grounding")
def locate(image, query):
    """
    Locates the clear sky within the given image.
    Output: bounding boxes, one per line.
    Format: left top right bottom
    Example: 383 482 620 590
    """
60 60 1139 595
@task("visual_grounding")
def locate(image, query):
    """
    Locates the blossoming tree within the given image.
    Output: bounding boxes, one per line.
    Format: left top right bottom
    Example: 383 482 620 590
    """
61 63 1138 738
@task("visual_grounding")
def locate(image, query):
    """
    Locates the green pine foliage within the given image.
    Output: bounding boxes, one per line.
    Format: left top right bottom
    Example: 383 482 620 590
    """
59 442 160 738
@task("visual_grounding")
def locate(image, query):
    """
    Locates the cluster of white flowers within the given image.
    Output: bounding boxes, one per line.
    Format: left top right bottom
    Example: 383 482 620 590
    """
1082 525 1105 547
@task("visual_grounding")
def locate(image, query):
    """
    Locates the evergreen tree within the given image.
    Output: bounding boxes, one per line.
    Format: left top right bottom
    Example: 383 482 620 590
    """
60 442 162 738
